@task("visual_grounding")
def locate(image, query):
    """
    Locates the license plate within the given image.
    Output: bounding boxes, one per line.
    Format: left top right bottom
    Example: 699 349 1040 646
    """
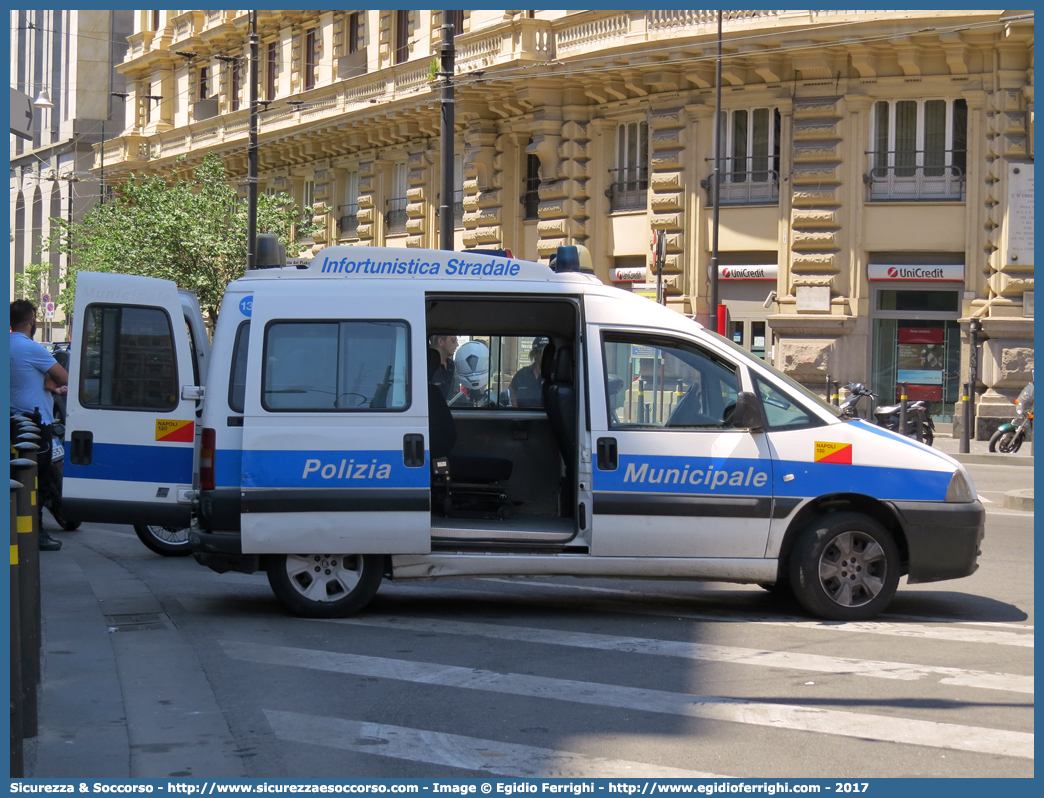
51 439 64 460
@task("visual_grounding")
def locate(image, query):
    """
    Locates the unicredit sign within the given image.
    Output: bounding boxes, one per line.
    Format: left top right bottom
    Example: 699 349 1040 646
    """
718 264 778 281
612 267 648 283
868 263 964 281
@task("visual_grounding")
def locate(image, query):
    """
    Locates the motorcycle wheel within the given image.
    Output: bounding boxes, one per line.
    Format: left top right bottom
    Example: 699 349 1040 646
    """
133 523 193 556
920 422 934 447
49 504 81 532
989 428 1022 454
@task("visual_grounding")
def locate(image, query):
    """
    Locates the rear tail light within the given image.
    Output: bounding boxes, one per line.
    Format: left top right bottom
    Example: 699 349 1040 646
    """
200 427 216 491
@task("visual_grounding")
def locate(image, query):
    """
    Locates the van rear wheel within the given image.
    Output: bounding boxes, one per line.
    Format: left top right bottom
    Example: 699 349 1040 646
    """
788 512 899 621
267 553 383 618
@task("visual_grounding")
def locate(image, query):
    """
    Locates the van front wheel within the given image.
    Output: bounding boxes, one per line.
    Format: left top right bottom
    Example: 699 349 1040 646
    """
267 553 383 618
789 512 900 621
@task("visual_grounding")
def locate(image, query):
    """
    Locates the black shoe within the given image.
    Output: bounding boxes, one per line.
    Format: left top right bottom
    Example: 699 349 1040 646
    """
38 533 62 551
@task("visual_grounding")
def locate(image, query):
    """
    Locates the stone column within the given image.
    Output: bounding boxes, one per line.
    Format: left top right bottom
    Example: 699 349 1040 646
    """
355 155 380 244
405 148 430 248
462 119 502 248
770 93 855 393
648 104 687 309
312 166 334 248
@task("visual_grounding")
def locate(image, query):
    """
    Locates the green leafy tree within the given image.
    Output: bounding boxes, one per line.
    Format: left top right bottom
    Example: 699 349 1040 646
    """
45 153 320 326
13 260 52 306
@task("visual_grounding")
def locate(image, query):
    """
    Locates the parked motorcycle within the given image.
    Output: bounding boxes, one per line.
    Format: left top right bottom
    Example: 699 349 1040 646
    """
989 381 1033 454
838 383 935 446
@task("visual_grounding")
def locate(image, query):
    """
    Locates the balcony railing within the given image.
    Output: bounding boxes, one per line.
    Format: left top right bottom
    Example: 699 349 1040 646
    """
606 167 648 212
864 151 966 202
385 197 408 235
338 203 359 239
703 159 780 205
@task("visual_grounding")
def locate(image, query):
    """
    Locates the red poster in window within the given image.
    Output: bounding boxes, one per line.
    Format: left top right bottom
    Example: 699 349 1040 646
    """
898 327 945 344
903 384 943 402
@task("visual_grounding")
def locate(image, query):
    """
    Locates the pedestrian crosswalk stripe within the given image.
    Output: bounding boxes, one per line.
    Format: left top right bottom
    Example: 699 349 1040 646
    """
456 580 1036 648
222 640 1034 760
326 616 1033 695
264 709 727 778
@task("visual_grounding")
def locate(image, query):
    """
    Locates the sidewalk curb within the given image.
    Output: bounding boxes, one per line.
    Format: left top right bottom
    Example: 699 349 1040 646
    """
1003 489 1034 511
948 453 1035 467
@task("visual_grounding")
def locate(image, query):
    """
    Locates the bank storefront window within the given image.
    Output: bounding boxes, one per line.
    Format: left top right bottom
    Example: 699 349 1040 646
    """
871 293 961 424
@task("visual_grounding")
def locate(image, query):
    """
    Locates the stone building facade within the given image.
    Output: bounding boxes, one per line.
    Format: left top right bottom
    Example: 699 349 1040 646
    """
10 9 134 341
98 10 1034 436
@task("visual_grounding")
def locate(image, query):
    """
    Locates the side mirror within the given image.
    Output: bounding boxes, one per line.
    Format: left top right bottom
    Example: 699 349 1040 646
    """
732 391 766 431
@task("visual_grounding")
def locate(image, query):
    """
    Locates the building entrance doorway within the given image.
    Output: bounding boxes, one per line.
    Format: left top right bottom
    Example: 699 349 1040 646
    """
871 288 961 424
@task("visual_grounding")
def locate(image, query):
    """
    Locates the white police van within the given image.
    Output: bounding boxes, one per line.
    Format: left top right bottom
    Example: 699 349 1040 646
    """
63 245 984 621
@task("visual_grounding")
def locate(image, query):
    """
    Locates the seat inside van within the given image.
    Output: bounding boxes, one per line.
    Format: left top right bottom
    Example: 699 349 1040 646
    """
425 295 580 546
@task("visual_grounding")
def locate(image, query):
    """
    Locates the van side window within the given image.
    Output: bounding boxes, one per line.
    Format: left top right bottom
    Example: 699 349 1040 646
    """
262 320 410 412
228 321 250 412
184 316 200 387
602 335 740 429
80 305 178 411
752 374 821 431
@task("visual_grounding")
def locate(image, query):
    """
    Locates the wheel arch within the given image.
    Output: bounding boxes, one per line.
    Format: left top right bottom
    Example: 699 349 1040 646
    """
775 493 908 580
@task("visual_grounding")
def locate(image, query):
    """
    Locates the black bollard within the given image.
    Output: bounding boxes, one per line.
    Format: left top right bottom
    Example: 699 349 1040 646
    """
10 453 39 738
898 382 908 437
959 383 971 454
10 479 24 776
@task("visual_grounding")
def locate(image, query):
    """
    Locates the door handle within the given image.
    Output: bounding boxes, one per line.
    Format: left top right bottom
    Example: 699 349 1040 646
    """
403 433 425 468
69 430 93 466
596 437 618 471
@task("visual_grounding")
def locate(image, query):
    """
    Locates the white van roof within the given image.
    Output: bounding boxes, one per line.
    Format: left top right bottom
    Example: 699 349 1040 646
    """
239 246 566 284
230 245 705 335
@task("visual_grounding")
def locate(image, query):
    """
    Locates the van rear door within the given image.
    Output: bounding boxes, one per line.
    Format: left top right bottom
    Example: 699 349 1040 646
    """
64 273 202 527
239 286 431 555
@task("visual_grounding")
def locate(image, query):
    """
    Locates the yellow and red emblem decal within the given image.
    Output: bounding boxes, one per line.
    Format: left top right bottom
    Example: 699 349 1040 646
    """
814 441 852 465
155 419 194 443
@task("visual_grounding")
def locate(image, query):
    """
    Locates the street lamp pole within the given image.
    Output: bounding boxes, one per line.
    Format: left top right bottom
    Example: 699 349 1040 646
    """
709 10 723 333
438 13 455 251
247 10 259 270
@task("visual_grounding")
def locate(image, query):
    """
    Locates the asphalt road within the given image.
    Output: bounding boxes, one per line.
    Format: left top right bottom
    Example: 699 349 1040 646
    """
28 459 1033 780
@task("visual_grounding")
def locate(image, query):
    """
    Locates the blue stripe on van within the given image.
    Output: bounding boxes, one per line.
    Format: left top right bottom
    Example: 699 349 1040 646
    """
594 453 950 503
595 455 772 496
241 449 429 490
214 448 243 488
64 442 194 484
773 459 950 502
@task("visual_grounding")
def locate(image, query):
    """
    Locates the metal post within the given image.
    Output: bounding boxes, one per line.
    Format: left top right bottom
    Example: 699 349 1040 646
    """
708 10 723 326
438 15 456 251
960 382 971 453
247 10 259 270
968 318 980 441
638 379 646 424
898 382 908 437
826 373 831 405
10 479 24 776
654 229 666 306
10 451 39 738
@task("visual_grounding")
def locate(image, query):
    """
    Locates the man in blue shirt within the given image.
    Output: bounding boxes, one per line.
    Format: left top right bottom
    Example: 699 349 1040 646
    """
10 300 68 550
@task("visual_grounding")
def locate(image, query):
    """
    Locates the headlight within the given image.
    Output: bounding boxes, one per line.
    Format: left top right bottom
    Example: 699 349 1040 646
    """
945 469 976 503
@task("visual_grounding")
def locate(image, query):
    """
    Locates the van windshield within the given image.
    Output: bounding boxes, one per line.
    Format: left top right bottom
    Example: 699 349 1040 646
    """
705 329 843 419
